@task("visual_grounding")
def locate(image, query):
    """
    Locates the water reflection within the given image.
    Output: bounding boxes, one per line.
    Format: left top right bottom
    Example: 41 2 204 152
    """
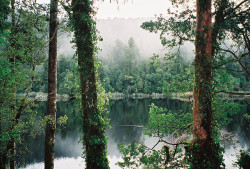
20 98 249 169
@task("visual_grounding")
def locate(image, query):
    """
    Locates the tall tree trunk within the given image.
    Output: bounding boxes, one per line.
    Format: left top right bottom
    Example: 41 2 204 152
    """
9 140 15 169
0 112 6 169
191 0 223 168
71 0 109 169
10 0 16 168
45 0 58 168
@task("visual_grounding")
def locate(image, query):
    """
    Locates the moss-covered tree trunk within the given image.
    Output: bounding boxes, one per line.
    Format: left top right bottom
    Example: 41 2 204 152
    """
10 0 16 168
71 0 109 168
191 0 223 168
45 0 58 168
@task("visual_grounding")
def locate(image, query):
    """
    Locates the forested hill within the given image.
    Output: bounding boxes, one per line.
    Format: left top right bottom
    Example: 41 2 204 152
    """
53 18 195 95
36 18 248 96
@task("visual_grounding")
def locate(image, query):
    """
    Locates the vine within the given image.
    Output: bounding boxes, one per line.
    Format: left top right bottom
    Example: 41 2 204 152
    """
70 0 109 168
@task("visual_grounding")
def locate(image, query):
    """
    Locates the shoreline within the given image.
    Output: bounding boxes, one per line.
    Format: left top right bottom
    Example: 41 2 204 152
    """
18 91 250 102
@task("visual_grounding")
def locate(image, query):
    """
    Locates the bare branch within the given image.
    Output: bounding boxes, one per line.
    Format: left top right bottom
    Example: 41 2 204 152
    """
221 49 250 77
159 139 188 146
224 0 248 18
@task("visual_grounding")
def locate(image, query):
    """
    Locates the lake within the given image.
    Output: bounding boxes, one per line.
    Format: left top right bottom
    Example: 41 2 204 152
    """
18 98 249 169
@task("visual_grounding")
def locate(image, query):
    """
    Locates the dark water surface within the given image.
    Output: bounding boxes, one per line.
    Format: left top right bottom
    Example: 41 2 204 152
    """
19 98 249 169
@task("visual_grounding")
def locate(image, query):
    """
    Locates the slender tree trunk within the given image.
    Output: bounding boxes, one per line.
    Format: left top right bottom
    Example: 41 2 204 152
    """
45 0 58 168
9 140 15 169
191 0 223 168
0 155 6 169
0 114 2 169
72 0 109 168
9 0 16 168
0 113 6 169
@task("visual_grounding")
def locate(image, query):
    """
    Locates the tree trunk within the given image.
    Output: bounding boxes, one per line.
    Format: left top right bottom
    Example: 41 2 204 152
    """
45 0 58 168
9 140 15 169
9 0 16 168
191 0 223 168
71 0 109 168
0 112 6 169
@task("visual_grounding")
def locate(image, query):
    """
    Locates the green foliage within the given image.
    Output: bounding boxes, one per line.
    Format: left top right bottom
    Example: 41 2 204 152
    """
234 148 250 169
100 39 193 96
56 114 68 126
162 55 193 96
214 69 240 92
214 98 243 127
118 103 192 168
185 141 225 169
0 0 10 33
70 0 110 168
0 59 39 165
32 54 79 95
0 0 48 166
243 114 250 128
141 0 250 93
118 140 186 169
116 1 249 168
100 38 143 94
141 1 195 49
57 55 79 96
144 103 192 138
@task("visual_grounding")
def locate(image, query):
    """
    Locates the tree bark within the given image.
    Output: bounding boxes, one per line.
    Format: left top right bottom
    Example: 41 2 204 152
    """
0 112 6 169
72 0 109 168
10 0 16 168
9 140 15 169
191 0 223 168
194 0 213 144
45 0 58 168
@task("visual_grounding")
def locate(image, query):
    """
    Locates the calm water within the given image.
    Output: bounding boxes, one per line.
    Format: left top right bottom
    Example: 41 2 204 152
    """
18 98 249 169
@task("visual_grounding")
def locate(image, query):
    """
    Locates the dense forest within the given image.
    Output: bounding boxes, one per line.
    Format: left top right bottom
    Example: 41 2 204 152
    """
32 34 249 96
0 0 249 169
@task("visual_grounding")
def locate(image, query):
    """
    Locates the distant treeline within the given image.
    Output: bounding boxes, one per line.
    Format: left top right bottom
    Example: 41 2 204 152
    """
33 37 249 96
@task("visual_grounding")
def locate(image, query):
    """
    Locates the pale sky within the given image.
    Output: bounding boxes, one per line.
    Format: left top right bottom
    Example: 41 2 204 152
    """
94 0 171 19
38 0 171 19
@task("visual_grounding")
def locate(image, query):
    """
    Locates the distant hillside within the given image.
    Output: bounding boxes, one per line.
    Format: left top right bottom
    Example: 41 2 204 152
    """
58 17 194 60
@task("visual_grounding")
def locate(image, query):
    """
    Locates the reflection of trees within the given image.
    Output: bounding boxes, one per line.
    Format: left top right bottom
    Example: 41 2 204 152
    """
56 100 81 138
54 101 82 158
109 99 149 126
16 101 47 165
16 99 249 167
16 133 45 166
108 99 192 144
17 100 82 166
17 99 193 166
108 99 147 144
106 127 143 145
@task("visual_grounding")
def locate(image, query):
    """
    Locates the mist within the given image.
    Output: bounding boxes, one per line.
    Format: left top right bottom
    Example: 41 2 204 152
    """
57 17 195 61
